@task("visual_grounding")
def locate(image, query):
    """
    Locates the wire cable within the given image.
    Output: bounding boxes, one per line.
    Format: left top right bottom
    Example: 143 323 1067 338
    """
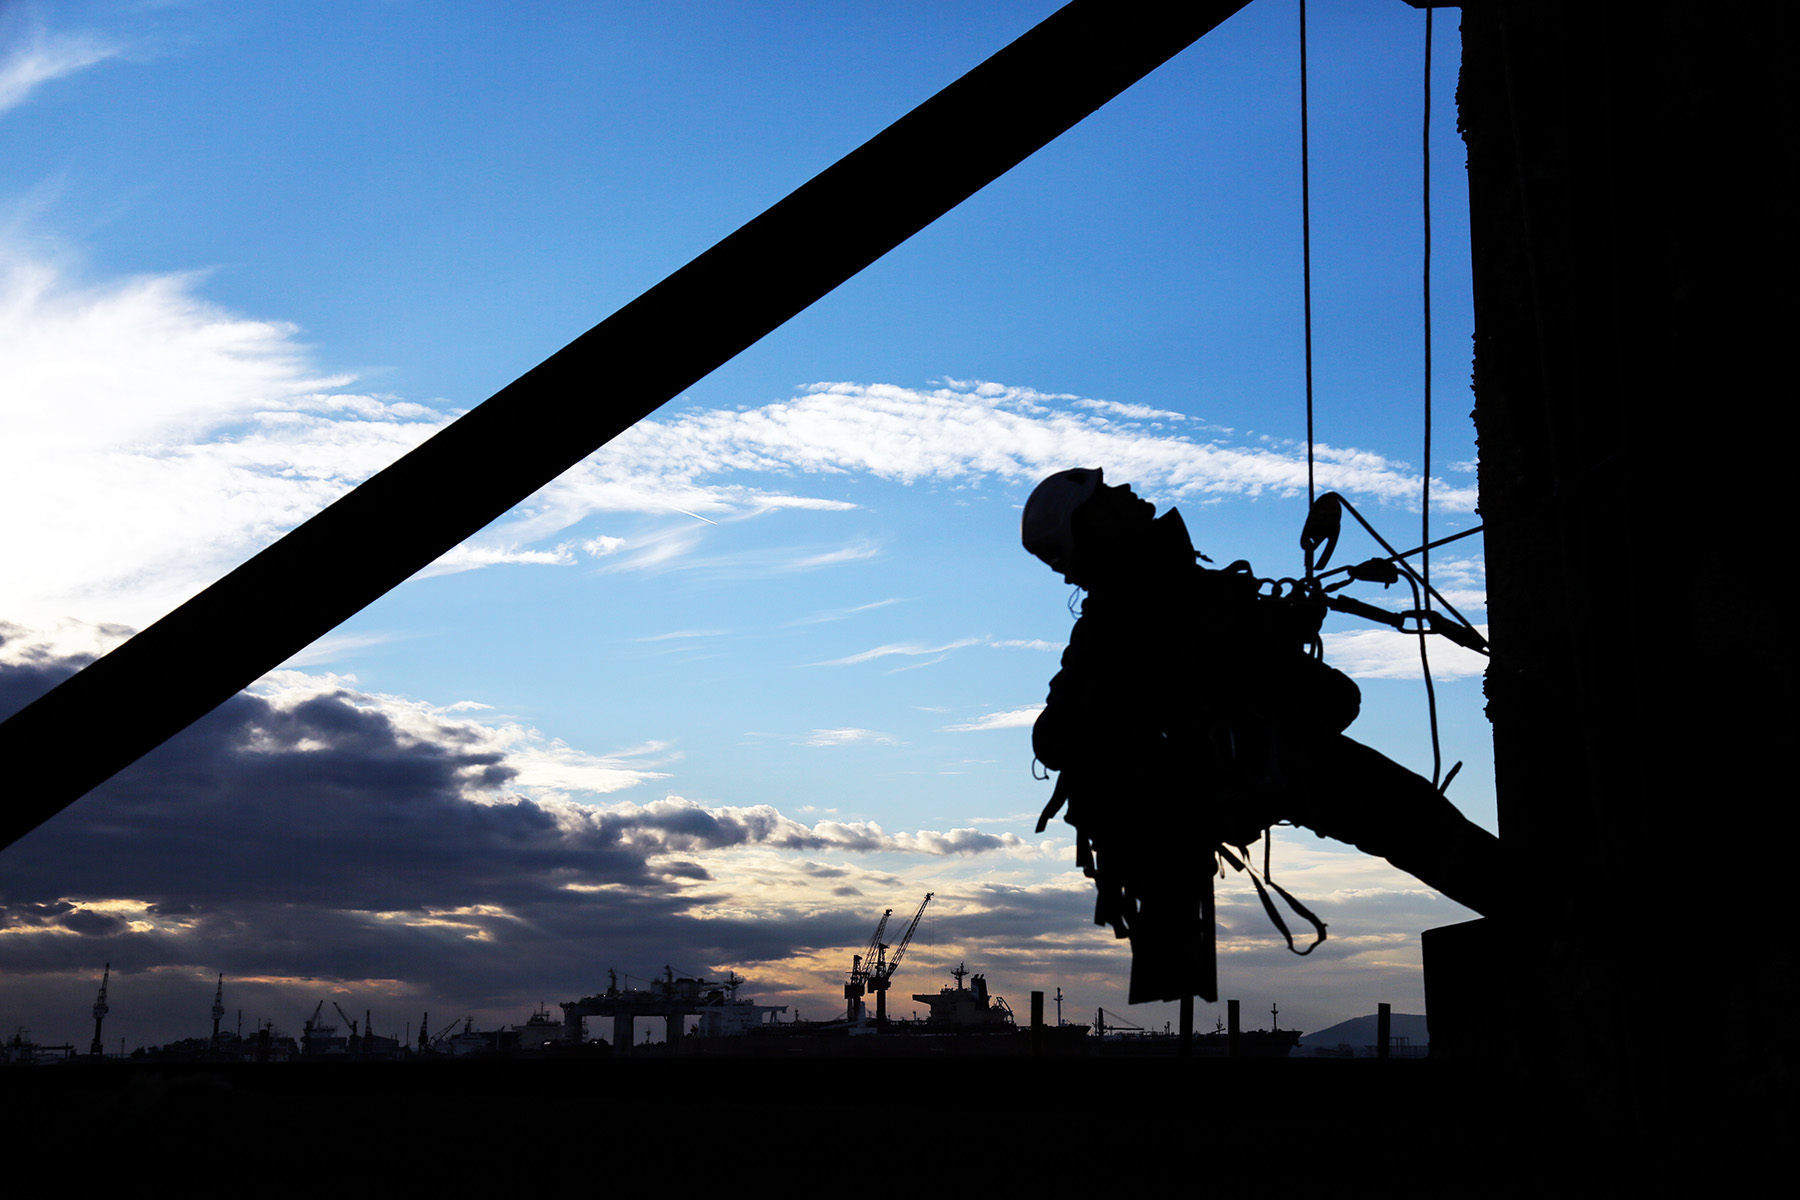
1299 0 1317 533
1315 524 1484 583
1317 493 1485 648
1419 7 1441 786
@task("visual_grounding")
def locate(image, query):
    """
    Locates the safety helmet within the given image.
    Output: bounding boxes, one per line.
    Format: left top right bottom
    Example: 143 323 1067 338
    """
1021 467 1104 577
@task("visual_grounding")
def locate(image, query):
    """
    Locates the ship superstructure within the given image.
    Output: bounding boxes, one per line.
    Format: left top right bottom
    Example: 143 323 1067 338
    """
911 963 1014 1031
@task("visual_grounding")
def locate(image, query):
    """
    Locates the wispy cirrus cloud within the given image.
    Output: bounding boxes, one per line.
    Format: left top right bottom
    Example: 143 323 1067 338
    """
452 379 1477 582
633 628 730 643
798 727 899 747
603 380 1477 509
0 21 120 116
814 635 1061 669
940 706 1045 733
4 248 1478 639
787 598 905 626
812 637 985 667
0 250 454 634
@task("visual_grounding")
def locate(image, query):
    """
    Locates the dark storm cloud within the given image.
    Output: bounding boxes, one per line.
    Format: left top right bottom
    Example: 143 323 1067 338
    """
933 882 1099 943
3 899 77 923
1 668 631 913
625 801 797 851
0 652 743 1001
0 649 1062 1047
53 907 127 936
916 828 1011 855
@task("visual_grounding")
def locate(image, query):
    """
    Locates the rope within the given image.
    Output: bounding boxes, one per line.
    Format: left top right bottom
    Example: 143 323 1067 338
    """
1419 6 1442 787
1315 524 1483 583
1322 494 1483 636
1299 0 1317 534
1290 7 1456 793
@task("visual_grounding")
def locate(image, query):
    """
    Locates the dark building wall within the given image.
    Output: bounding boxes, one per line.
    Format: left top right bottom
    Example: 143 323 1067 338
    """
1459 0 1795 1138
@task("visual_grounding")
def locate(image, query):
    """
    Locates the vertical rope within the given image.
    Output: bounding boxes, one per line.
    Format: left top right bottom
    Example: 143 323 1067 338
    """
1422 5 1434 595
1299 0 1317 537
1419 6 1442 787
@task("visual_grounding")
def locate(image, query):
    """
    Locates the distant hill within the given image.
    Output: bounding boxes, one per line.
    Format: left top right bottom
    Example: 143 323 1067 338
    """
1299 1012 1430 1056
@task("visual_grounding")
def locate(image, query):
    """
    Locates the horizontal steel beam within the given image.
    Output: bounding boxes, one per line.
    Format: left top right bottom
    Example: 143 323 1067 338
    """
0 0 1251 851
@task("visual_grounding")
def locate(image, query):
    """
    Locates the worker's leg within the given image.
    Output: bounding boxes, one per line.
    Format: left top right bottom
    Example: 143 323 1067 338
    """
1280 734 1507 916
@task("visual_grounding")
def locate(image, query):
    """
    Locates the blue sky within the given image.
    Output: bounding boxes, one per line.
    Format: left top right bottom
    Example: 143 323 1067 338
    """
1 1 1493 1050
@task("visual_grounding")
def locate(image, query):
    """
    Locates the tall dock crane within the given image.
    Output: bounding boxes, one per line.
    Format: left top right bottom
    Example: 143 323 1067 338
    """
866 893 933 1026
844 907 893 1023
89 963 110 1057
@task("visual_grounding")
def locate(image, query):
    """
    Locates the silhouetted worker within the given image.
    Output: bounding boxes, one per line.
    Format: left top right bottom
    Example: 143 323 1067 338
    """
1023 468 1505 1003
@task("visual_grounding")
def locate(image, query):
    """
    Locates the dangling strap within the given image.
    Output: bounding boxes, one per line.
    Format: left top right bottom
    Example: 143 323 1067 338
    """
1219 844 1328 956
1035 771 1071 833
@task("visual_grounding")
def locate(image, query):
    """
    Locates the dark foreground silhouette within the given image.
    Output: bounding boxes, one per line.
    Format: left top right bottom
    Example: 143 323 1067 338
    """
1023 469 1506 1003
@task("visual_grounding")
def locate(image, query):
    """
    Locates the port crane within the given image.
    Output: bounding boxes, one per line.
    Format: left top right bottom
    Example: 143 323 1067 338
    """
89 963 110 1057
844 907 893 1022
863 893 933 1026
428 1014 468 1049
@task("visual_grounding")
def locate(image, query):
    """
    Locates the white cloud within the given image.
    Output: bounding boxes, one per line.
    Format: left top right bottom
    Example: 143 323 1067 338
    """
428 542 579 571
0 23 119 116
0 253 450 630
278 630 404 668
785 540 881 570
633 628 729 643
799 819 1043 858
585 532 881 579
758 382 1477 507
799 728 899 747
4 248 1479 629
814 637 985 667
818 636 1059 672
1421 555 1487 615
504 739 674 797
1321 627 1490 680
0 617 131 665
515 380 1474 569
1074 398 1190 421
941 706 1045 732
1335 554 1485 614
787 598 905 626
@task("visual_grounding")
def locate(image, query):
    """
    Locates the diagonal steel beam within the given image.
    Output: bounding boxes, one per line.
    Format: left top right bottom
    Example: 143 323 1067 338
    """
0 0 1251 851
